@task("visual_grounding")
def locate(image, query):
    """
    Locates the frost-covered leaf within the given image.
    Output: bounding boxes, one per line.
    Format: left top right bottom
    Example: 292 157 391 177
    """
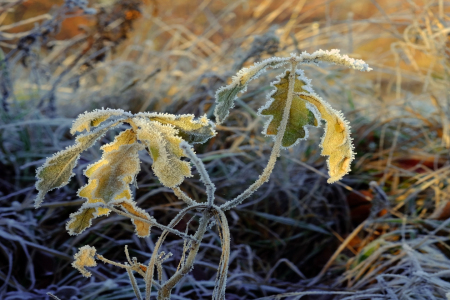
133 118 192 188
136 112 216 144
300 93 354 183
214 57 289 124
66 205 99 236
67 129 143 235
258 70 319 148
70 108 129 134
298 49 372 72
34 123 119 208
72 245 97 278
114 199 154 237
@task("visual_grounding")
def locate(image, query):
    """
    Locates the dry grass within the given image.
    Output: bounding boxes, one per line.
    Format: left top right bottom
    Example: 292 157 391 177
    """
1 0 450 299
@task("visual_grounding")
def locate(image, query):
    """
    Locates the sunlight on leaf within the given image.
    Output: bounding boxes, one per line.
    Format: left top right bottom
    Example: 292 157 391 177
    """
70 108 129 134
300 93 354 183
133 118 192 188
137 112 216 144
67 129 143 235
258 70 319 148
72 245 97 278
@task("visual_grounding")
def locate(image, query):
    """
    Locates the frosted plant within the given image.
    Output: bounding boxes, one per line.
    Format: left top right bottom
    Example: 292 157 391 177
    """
34 50 371 300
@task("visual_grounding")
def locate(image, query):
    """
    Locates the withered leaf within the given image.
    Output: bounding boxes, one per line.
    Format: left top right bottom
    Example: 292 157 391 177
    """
72 245 97 278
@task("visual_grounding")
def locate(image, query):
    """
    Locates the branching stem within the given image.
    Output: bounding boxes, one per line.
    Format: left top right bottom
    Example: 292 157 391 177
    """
220 59 298 211
145 204 207 300
157 212 212 300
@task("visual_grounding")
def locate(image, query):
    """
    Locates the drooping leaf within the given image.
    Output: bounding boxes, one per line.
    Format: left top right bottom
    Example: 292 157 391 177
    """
34 122 119 208
258 70 319 148
300 93 354 183
72 245 97 278
136 112 216 144
133 117 192 188
67 129 143 235
214 57 289 124
114 199 154 237
70 108 129 134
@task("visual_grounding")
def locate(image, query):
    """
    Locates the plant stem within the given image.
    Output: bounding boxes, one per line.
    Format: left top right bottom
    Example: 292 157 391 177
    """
172 187 197 206
180 141 216 207
103 204 196 241
220 59 298 211
144 204 207 300
157 212 212 300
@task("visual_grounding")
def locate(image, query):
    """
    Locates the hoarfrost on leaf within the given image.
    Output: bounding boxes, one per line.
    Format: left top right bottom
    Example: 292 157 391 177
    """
133 117 192 188
66 204 100 236
214 57 289 124
136 112 216 144
34 122 119 208
67 128 143 235
299 92 354 183
113 199 154 237
258 70 320 148
72 245 97 278
70 108 129 134
298 49 372 72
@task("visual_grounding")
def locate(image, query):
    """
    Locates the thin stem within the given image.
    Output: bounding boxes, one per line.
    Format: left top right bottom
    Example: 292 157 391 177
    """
101 204 196 242
46 293 62 300
220 59 298 211
212 206 231 300
180 141 216 207
126 264 143 300
145 204 207 300
172 187 197 206
157 212 212 300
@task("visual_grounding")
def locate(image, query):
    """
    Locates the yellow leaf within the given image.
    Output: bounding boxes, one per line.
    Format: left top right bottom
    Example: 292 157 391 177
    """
72 245 97 278
133 118 192 188
70 108 129 134
114 199 153 237
137 112 216 144
300 93 354 183
68 129 143 235
80 129 142 205
258 71 319 148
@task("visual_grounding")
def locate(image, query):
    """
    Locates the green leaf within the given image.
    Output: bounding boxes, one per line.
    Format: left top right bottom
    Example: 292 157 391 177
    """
214 58 289 124
34 122 119 208
258 70 319 148
66 206 98 236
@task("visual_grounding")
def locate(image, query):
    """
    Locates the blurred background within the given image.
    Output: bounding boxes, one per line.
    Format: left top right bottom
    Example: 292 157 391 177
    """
1 0 450 299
